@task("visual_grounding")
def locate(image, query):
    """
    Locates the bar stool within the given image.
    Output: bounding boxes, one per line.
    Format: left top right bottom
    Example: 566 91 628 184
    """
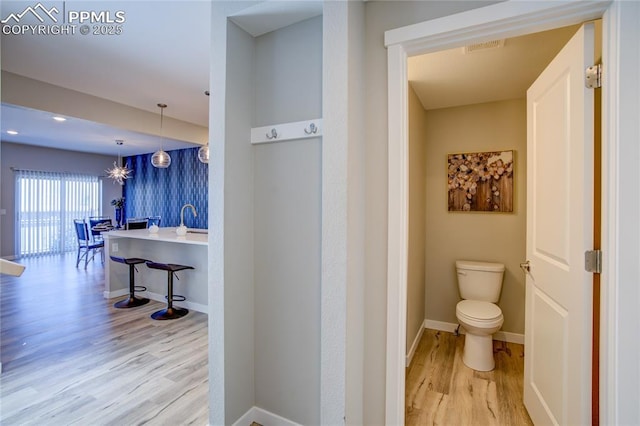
110 256 150 308
145 261 193 320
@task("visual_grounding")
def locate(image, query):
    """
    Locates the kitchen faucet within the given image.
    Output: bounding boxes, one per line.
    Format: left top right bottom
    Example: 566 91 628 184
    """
180 203 197 227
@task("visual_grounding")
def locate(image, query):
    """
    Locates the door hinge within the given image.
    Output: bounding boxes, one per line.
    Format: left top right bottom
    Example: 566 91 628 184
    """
585 250 603 274
585 64 602 89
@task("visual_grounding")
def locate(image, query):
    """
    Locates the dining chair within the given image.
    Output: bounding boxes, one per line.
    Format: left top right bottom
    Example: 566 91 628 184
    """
126 217 148 230
89 216 113 242
147 216 162 227
74 219 104 268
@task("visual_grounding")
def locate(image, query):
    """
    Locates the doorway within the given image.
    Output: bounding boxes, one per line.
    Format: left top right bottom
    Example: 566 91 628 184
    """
384 2 619 425
404 24 582 423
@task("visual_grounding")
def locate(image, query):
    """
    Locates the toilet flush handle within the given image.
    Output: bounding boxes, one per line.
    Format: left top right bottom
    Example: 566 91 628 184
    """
457 271 467 276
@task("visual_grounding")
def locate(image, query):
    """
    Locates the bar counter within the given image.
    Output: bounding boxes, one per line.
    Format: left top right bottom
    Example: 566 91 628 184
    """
103 228 208 313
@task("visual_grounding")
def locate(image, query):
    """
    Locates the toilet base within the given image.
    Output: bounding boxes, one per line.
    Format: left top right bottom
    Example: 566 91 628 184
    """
462 332 495 371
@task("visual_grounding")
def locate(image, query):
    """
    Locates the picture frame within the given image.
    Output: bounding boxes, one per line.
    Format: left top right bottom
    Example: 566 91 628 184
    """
447 150 514 212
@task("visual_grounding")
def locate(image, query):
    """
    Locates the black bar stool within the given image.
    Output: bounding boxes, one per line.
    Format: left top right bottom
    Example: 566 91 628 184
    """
145 261 193 320
110 256 150 308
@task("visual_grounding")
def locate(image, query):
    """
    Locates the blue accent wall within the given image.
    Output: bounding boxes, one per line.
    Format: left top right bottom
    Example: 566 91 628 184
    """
122 147 208 229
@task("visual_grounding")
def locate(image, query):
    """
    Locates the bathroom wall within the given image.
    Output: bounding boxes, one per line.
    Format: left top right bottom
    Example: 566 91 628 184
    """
423 98 527 334
406 85 427 354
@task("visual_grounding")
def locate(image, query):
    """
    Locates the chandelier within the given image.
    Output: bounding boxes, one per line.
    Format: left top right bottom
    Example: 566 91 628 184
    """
106 140 132 185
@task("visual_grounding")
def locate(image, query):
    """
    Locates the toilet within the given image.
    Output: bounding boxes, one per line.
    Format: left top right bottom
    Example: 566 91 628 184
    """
455 260 505 371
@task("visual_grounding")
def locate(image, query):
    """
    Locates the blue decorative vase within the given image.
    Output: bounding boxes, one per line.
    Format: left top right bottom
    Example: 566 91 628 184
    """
115 207 123 229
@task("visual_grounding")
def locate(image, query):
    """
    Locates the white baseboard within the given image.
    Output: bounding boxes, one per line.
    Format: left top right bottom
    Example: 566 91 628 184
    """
424 319 460 334
406 320 426 367
103 289 129 299
233 406 301 426
424 319 524 345
103 290 208 314
145 291 208 314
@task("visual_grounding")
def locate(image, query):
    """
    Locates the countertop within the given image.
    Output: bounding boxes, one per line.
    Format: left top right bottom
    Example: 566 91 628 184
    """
104 227 208 246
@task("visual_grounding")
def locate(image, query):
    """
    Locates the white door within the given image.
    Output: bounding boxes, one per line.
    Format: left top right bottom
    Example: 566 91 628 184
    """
524 23 594 425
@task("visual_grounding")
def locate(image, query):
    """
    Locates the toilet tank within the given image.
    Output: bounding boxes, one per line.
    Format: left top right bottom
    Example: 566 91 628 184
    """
456 260 505 303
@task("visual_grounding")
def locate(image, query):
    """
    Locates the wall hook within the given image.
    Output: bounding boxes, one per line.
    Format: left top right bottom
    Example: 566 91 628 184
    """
266 128 278 140
304 123 318 135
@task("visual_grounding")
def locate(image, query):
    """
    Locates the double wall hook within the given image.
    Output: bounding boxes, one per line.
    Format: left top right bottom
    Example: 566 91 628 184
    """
304 123 318 135
266 128 278 140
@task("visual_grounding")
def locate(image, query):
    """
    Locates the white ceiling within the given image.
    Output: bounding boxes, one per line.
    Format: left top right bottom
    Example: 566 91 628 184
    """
0 0 324 156
1 1 578 156
409 24 580 110
1 103 198 156
1 1 211 126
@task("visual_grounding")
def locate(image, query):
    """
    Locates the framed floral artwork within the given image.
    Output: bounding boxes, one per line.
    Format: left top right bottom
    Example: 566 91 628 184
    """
447 150 514 212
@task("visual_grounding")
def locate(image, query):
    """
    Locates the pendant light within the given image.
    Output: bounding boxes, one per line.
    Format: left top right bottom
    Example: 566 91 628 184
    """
197 143 209 164
151 103 171 168
106 139 132 185
198 90 209 164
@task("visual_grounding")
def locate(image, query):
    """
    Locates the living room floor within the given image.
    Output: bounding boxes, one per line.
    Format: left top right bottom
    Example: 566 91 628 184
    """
0 253 209 425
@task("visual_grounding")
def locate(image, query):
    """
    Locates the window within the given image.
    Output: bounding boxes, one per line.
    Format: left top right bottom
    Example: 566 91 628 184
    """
15 170 102 257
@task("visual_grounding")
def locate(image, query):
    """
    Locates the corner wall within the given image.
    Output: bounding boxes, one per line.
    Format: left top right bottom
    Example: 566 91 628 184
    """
362 2 500 423
253 16 323 426
209 8 325 425
406 85 427 355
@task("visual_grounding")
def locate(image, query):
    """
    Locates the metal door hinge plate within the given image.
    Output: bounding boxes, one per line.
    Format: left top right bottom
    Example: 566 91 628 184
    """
585 250 603 274
585 64 602 89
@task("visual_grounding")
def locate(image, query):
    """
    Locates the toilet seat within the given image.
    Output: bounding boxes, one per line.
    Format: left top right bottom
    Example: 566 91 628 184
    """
456 300 503 325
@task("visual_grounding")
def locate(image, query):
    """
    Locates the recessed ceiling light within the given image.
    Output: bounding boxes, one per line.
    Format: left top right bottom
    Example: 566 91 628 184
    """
52 116 66 122
7 130 18 135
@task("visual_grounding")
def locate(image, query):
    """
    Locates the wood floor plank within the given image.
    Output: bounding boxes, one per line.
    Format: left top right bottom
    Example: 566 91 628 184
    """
406 329 457 415
0 253 209 425
406 328 533 426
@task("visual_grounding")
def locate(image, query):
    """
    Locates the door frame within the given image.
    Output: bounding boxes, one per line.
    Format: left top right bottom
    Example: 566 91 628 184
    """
385 1 639 425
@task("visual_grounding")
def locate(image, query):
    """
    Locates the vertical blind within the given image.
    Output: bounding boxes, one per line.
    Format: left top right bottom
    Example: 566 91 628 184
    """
15 170 102 257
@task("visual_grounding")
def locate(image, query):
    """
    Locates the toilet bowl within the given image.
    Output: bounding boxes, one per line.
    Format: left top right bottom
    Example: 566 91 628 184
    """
455 260 505 371
456 300 504 371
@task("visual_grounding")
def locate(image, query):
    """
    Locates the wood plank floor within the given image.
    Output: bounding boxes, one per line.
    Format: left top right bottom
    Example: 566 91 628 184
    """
406 329 533 426
0 253 208 425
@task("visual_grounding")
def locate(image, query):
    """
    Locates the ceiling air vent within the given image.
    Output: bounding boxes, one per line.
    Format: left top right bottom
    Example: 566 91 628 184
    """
463 39 505 54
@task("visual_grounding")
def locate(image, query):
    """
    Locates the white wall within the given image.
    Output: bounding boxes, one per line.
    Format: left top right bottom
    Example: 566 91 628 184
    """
0 141 122 258
209 9 324 424
342 2 366 424
221 20 257 424
253 17 323 425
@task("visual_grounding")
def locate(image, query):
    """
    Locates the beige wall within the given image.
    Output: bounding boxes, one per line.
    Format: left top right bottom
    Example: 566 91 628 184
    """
423 98 527 334
407 85 427 354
